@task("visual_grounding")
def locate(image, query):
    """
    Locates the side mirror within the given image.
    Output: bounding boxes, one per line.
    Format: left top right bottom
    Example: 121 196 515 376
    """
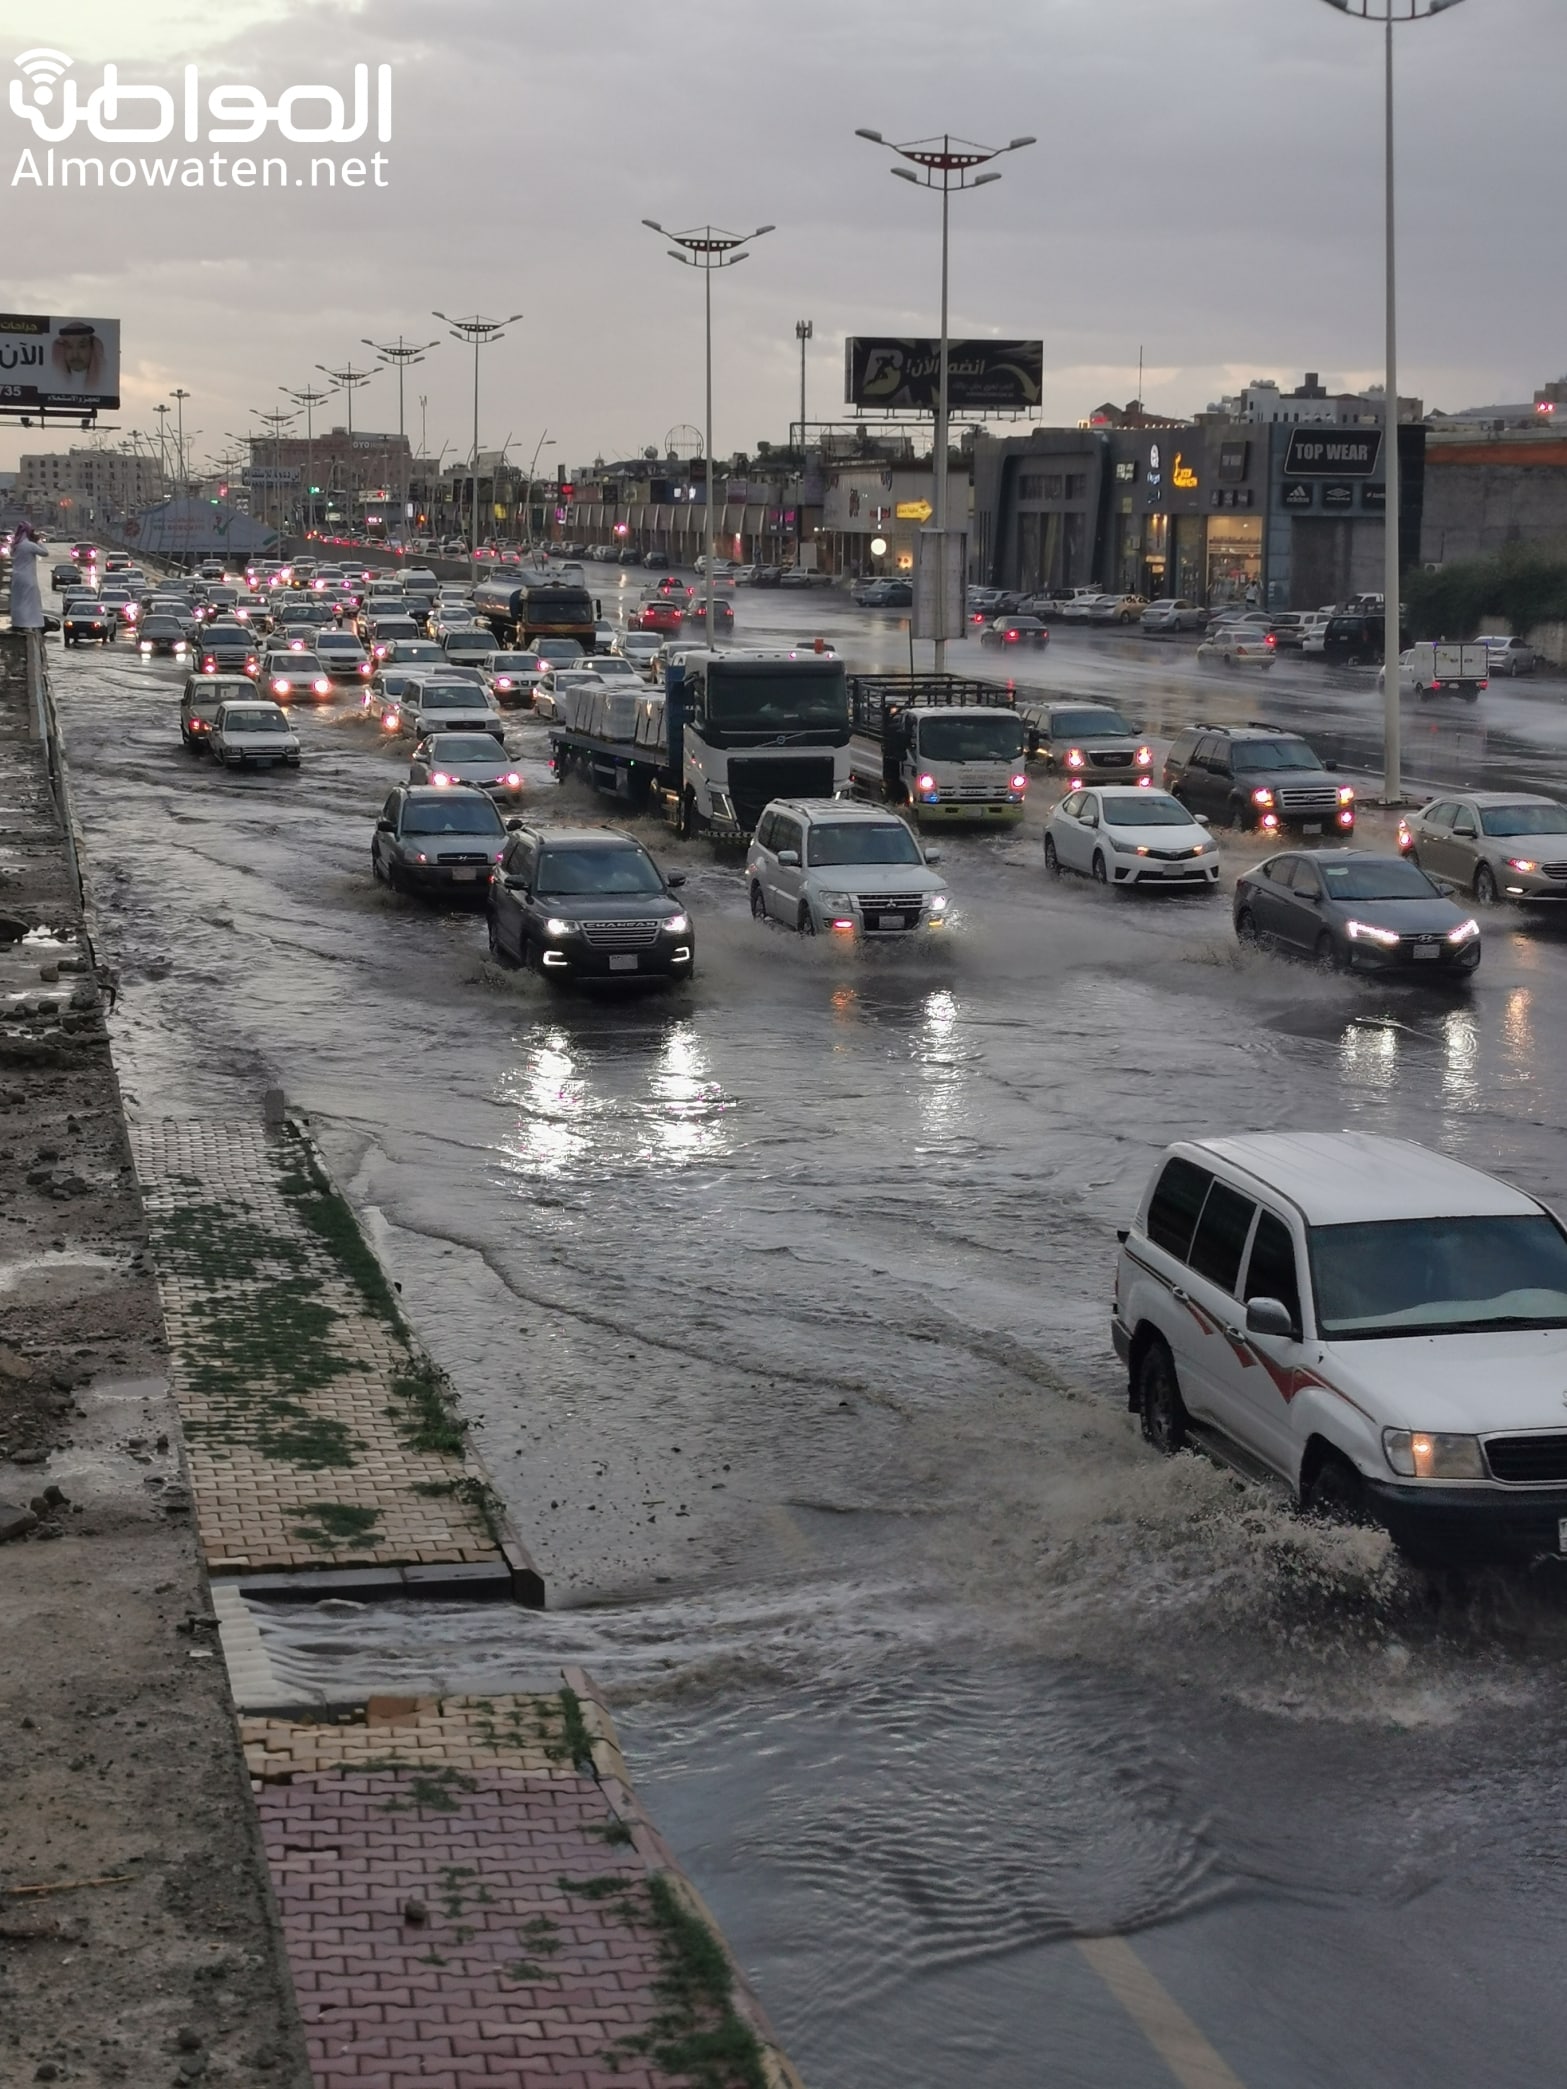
1246 1296 1297 1340
777 849 800 868
666 871 687 889
924 848 942 866
375 818 394 834
1194 814 1211 829
1324 759 1339 773
505 818 524 831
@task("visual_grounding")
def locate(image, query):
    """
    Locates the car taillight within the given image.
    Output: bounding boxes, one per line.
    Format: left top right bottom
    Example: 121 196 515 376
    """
1265 634 1276 648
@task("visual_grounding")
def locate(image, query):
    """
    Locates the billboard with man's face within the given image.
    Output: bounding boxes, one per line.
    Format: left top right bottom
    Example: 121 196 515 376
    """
0 314 121 412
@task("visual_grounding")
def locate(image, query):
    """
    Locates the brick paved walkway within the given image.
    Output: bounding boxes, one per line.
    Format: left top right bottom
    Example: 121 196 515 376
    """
244 1686 802 2089
132 1119 507 1579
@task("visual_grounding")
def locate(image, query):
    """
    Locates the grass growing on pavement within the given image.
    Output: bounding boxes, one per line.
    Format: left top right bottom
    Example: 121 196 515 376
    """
278 1125 405 1332
389 1359 467 1456
290 1501 383 1551
557 1684 593 1769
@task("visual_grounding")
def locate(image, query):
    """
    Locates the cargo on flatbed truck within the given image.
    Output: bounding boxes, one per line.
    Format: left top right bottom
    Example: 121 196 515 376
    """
547 648 852 842
847 675 1027 824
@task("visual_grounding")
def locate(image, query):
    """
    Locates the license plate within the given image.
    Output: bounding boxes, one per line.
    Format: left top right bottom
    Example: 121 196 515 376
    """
449 868 478 883
608 954 638 972
1303 822 1323 835
1412 943 1439 960
879 914 905 930
1161 865 1187 877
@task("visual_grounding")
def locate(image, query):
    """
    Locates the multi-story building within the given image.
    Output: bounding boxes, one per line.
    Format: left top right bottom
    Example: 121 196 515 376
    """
18 445 164 519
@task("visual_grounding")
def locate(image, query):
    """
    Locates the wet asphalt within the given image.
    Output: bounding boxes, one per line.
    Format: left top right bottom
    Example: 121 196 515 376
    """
47 569 1567 2088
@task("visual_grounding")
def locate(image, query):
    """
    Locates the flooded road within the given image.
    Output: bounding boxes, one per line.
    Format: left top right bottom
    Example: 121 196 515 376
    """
51 575 1567 2086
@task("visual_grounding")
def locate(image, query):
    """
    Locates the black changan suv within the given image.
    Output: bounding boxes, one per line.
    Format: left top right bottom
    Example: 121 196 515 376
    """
1163 724 1356 838
487 824 693 985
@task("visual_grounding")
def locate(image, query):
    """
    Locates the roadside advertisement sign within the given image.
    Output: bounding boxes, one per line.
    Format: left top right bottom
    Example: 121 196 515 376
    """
0 312 120 412
845 338 1043 413
912 529 965 643
1281 428 1382 479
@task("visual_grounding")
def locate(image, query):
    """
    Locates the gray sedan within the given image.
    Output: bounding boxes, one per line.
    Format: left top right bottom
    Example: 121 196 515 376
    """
1399 791 1567 906
408 732 524 800
1234 849 1481 978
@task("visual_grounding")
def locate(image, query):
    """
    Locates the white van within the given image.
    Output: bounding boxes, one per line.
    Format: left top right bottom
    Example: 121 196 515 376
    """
1114 1131 1567 1565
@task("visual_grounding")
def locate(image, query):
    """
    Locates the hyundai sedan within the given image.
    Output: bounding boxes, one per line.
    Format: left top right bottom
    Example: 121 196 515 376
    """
1234 850 1481 977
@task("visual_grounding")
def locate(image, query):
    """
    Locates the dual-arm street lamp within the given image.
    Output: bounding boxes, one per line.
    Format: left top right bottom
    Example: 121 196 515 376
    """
315 360 378 536
523 430 554 551
641 219 774 641
280 384 330 536
795 319 813 567
433 311 522 581
1317 0 1468 806
855 129 1033 672
364 335 438 551
169 388 191 494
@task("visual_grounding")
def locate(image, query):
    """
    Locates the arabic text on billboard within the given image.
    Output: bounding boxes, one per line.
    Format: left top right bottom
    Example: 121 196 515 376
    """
846 339 1043 413
0 314 120 412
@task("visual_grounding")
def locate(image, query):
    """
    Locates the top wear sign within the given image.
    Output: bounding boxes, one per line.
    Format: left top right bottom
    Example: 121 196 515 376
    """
1281 429 1383 479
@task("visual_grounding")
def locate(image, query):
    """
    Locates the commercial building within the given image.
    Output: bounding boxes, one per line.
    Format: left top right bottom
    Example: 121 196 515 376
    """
249 426 412 525
18 444 164 521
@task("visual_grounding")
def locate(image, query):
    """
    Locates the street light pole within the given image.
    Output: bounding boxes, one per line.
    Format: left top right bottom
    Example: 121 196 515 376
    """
363 335 439 551
795 319 812 568
315 360 378 540
432 312 523 582
153 402 172 493
855 129 1034 672
252 408 296 545
522 430 553 551
169 388 191 501
281 384 329 537
1317 0 1467 805
641 219 774 643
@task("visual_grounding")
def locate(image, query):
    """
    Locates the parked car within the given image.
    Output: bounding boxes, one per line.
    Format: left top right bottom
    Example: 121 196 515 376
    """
372 784 510 897
1319 610 1407 666
1234 849 1481 976
746 798 949 937
1164 725 1354 835
1398 791 1567 906
1089 593 1148 625
408 731 524 799
1043 787 1218 891
1114 1130 1567 1564
1140 598 1208 635
208 699 301 771
487 822 692 983
1017 702 1152 782
1480 634 1537 677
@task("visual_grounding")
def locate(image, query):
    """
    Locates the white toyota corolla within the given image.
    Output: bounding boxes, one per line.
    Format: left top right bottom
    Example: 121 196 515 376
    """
1043 785 1219 891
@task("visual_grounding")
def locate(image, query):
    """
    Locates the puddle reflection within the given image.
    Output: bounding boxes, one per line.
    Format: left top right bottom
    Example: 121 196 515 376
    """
496 1017 732 1181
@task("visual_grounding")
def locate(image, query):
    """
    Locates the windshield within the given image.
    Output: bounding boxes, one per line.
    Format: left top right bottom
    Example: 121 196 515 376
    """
536 640 584 662
1231 740 1320 772
1051 709 1135 738
1102 795 1192 828
316 636 361 652
282 654 323 672
1318 859 1435 901
1311 1215 1567 1339
428 737 506 763
594 660 639 677
420 688 487 709
807 822 923 868
393 644 443 660
1480 804 1567 837
706 664 849 734
491 654 539 671
916 714 1024 762
402 799 504 836
446 634 495 651
536 846 663 896
222 709 289 732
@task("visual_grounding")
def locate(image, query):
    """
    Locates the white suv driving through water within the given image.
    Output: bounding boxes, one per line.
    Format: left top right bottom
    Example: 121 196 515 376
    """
1114 1131 1567 1565
746 799 949 937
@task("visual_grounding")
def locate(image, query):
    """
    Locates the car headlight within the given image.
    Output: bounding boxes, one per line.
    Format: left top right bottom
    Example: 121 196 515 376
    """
1382 1429 1485 1481
1064 749 1085 769
544 917 576 937
820 891 854 912
1447 916 1481 945
663 912 690 934
1252 787 1275 808
1135 745 1153 766
1506 858 1538 874
927 894 949 913
1346 919 1400 946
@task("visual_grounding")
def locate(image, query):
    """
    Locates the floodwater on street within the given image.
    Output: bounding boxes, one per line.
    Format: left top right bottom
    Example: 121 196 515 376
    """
50 569 1567 2087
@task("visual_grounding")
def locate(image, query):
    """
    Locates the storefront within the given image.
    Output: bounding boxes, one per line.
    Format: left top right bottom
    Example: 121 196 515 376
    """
1206 513 1263 605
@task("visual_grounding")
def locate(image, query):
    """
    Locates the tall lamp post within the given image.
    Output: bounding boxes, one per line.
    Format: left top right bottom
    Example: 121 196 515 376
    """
1317 0 1467 807
153 401 172 492
432 311 523 582
795 319 812 569
251 408 296 545
280 384 329 537
522 430 554 551
855 129 1033 671
315 360 378 540
363 334 438 550
640 219 774 643
169 387 191 495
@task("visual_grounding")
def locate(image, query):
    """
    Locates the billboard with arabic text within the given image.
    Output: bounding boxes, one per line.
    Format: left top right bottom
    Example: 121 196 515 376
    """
0 313 120 412
845 338 1043 413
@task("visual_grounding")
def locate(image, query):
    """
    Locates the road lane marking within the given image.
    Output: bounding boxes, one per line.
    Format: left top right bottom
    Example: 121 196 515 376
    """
1076 1935 1247 2089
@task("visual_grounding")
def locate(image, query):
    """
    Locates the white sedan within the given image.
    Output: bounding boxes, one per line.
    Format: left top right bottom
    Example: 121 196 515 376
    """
1197 627 1276 669
1043 786 1220 891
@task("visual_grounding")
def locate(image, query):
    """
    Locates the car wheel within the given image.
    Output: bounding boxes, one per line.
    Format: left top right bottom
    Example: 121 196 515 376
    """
798 901 816 936
487 911 519 969
1044 835 1061 876
1091 852 1108 886
1414 681 1430 701
1474 863 1498 906
1315 930 1342 972
749 882 768 921
1303 1450 1370 1528
1345 653 1363 670
1137 1339 1188 1455
1405 846 1421 870
1236 905 1259 944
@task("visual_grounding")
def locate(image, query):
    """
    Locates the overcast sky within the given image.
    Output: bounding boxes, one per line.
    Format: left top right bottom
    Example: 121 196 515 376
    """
0 0 1559 479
